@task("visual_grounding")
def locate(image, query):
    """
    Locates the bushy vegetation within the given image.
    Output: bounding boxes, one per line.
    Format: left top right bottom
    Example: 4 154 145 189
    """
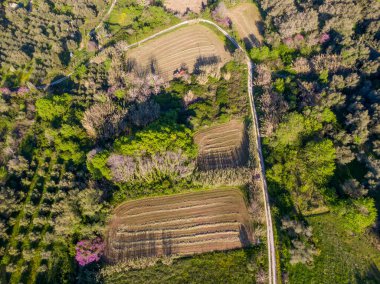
101 248 268 284
0 0 109 85
253 0 380 281
0 7 256 279
288 213 380 283
105 0 179 43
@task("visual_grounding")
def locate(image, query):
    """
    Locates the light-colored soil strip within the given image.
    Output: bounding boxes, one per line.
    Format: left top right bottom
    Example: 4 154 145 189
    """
163 0 206 14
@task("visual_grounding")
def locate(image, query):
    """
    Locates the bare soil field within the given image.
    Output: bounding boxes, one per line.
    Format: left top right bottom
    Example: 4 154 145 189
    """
126 24 232 80
227 3 263 48
194 119 249 170
163 0 206 14
105 188 252 263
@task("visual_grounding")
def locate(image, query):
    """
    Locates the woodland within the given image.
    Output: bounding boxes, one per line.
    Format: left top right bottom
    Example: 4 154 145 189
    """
0 0 379 283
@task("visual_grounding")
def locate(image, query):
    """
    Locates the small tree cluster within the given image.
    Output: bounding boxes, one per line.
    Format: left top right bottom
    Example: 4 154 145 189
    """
281 218 319 265
75 238 105 266
82 101 129 140
107 151 194 183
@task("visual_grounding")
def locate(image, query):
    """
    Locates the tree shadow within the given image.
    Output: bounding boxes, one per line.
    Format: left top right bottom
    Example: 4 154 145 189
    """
355 263 380 284
46 75 76 94
239 225 252 247
193 55 222 73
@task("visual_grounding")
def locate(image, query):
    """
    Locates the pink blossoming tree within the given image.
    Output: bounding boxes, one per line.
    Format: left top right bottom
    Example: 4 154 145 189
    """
75 238 105 266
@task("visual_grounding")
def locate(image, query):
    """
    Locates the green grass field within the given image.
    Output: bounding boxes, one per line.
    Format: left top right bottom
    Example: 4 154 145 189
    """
289 213 380 283
103 247 267 284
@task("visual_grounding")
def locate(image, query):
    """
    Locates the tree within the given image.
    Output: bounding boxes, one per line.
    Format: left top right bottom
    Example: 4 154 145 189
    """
114 119 197 158
334 198 377 234
82 101 128 140
35 94 72 122
341 179 368 198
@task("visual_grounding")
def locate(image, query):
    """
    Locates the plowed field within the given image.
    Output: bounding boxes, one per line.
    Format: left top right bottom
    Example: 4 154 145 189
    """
194 119 249 170
227 3 263 48
126 24 232 80
105 188 252 263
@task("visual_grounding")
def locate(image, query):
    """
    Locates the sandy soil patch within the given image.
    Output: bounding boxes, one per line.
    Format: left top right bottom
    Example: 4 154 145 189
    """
163 0 206 14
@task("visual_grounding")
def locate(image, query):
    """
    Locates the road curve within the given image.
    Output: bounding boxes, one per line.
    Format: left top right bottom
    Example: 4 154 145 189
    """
43 18 278 284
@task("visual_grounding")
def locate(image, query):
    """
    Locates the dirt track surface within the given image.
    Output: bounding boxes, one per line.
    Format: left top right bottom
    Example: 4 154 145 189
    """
227 3 263 48
194 119 248 170
105 188 252 262
126 24 232 80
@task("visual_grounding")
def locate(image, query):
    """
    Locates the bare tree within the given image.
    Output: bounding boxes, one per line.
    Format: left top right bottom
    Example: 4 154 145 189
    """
82 101 128 140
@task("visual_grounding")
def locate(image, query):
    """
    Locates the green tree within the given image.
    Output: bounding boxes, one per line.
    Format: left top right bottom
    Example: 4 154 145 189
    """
334 198 377 234
36 94 72 122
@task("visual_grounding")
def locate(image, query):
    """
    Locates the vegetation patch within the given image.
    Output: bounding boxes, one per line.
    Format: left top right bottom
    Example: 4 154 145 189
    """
101 247 267 284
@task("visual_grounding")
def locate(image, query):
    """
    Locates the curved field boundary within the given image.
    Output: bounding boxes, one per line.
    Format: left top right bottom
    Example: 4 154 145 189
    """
42 18 277 284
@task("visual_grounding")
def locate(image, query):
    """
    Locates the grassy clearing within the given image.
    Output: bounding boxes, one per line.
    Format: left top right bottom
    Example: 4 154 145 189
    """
106 2 179 43
102 247 267 284
288 213 380 283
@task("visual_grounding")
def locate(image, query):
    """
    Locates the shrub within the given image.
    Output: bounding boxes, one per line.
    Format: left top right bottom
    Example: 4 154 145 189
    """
114 119 197 158
75 238 105 266
333 198 377 234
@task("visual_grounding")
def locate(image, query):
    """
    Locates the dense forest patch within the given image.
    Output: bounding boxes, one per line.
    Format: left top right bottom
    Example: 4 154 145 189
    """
251 0 380 281
0 0 110 85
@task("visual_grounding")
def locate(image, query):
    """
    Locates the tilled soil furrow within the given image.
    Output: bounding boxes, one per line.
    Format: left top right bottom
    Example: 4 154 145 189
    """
112 231 240 248
105 188 252 261
117 193 238 215
114 189 241 214
116 221 241 234
115 213 247 230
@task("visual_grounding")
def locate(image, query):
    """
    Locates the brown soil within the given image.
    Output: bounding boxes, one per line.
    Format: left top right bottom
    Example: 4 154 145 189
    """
194 119 249 170
105 188 252 263
163 0 206 14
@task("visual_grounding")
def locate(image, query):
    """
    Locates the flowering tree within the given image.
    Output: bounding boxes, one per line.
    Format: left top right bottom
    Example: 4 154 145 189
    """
75 238 105 266
319 33 330 44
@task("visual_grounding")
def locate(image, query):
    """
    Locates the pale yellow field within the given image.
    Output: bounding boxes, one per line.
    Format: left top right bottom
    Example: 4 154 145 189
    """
227 3 263 48
163 0 206 14
105 188 252 262
126 24 232 80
